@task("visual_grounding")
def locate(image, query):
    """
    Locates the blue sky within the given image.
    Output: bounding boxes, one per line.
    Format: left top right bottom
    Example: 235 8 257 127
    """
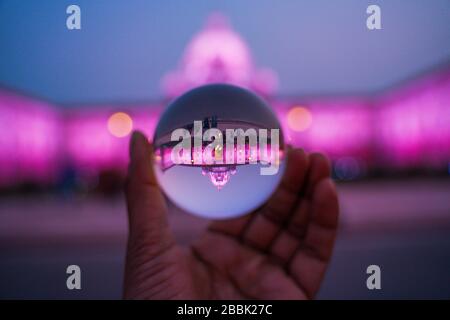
0 0 449 106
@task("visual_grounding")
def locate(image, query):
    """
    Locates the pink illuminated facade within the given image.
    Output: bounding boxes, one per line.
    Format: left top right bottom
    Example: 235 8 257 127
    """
64 107 160 173
154 118 283 190
377 70 450 169
0 89 61 187
162 13 277 98
0 14 449 187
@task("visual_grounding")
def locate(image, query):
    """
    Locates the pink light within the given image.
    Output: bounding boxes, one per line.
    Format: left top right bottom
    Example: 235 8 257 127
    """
377 71 450 168
66 112 129 171
202 166 236 190
0 89 62 186
154 136 283 190
155 142 281 171
275 99 373 162
65 107 160 172
162 13 277 98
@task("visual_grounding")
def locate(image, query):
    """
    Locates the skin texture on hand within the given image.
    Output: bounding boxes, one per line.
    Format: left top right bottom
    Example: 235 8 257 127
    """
123 131 339 300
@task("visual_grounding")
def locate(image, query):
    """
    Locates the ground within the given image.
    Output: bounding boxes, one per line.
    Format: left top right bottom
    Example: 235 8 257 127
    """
0 179 449 299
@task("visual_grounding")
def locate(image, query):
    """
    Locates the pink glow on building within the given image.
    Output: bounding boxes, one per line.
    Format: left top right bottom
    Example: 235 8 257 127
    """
377 70 450 168
0 12 449 188
162 13 278 98
64 107 160 172
0 89 61 186
1 67 449 188
275 99 373 163
65 112 128 171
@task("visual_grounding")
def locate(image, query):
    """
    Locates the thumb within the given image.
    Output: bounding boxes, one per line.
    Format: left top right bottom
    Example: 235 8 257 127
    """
125 131 174 251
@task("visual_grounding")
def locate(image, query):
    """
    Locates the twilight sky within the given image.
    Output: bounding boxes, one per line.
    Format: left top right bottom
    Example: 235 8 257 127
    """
0 0 449 106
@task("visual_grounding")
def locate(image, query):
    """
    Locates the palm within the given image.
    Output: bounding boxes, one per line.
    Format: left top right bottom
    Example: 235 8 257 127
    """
189 225 309 299
124 132 339 300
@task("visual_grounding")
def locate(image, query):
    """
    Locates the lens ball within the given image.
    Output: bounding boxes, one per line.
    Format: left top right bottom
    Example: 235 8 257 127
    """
153 84 285 219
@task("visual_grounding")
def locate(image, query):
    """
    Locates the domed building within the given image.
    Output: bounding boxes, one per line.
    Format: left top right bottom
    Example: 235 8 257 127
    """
0 14 448 188
162 13 277 98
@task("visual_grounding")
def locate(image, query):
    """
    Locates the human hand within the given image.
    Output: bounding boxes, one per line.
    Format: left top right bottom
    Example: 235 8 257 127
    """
123 131 339 299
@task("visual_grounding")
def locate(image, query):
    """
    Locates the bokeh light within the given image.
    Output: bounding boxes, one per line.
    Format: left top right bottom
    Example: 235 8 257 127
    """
107 112 133 138
287 106 313 132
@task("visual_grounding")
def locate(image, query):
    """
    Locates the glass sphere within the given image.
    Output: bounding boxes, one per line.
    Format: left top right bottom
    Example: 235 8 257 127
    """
153 84 285 219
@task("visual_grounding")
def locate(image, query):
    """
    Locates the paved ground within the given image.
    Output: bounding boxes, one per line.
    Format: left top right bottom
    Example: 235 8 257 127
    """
0 179 449 299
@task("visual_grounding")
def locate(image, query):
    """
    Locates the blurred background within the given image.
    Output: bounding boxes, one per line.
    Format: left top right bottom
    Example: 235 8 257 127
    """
0 0 449 299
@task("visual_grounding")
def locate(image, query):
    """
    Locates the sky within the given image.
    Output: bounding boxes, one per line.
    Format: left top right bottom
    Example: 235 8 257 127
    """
0 0 449 106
